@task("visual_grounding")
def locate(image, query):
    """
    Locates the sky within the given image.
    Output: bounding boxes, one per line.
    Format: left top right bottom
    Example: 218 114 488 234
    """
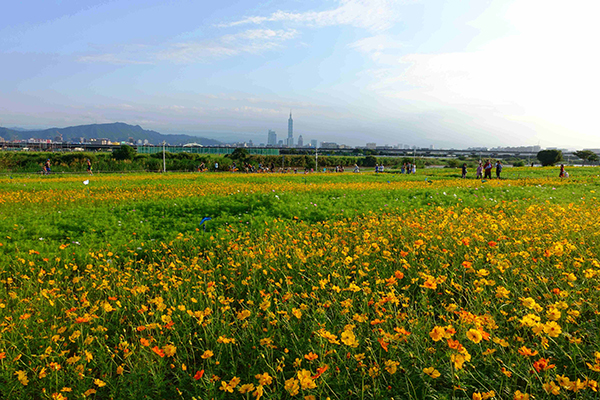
1 0 598 149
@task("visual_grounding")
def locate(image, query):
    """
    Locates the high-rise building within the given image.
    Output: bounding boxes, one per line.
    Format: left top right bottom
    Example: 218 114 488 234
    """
310 139 317 148
287 111 294 147
297 135 303 147
267 130 277 146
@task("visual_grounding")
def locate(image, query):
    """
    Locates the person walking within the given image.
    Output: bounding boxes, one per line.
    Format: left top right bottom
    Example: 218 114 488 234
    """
495 161 502 179
461 163 467 179
86 159 93 175
44 159 51 175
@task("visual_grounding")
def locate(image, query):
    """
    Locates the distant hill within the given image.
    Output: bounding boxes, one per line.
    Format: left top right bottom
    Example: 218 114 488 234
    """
0 123 221 146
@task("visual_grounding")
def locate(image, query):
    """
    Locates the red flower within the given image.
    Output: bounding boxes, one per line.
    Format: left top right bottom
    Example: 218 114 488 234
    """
194 370 205 380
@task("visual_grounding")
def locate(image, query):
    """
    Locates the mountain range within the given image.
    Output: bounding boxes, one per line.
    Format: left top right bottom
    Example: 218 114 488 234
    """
0 122 221 146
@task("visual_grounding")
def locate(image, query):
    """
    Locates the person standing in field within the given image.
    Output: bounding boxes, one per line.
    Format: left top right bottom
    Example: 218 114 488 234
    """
476 162 483 179
495 161 502 179
412 163 416 174
86 159 93 175
44 159 51 175
559 164 565 178
484 160 492 179
461 163 467 178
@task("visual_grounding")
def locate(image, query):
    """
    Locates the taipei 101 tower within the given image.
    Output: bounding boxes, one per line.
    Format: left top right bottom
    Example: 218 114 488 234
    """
287 111 293 147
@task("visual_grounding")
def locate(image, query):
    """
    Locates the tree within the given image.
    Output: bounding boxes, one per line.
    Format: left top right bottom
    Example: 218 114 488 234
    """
536 150 563 166
229 148 249 161
574 150 599 165
113 144 136 161
362 155 378 167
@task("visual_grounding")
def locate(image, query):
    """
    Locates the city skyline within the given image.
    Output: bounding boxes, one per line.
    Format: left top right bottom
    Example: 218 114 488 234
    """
1 1 598 149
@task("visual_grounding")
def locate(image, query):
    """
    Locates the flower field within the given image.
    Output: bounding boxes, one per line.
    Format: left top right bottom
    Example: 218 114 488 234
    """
1 168 600 399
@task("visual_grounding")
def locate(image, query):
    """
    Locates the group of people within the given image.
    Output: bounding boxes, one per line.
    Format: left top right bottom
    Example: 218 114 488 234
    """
464 160 503 179
401 163 417 174
42 159 93 175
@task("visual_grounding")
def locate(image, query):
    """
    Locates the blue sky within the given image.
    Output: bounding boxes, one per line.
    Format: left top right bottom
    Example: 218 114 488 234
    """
1 0 598 148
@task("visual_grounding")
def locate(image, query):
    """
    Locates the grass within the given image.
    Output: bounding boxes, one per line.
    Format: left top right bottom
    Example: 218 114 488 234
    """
1 167 600 399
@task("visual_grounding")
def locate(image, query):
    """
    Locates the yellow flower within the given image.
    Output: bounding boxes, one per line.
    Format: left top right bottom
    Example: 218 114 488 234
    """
297 369 316 389
201 350 214 359
163 344 176 357
220 381 234 393
14 370 28 386
542 381 560 395
341 330 359 347
384 359 399 374
546 307 561 321
255 372 273 386
513 390 529 400
94 379 106 387
466 329 483 344
238 383 255 394
285 378 300 396
544 321 562 337
423 367 441 378
429 326 446 342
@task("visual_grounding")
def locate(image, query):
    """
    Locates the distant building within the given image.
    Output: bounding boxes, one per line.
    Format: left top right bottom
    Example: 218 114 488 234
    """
267 130 277 146
310 139 318 148
366 142 376 149
297 135 304 147
320 142 338 149
287 111 294 147
278 140 284 146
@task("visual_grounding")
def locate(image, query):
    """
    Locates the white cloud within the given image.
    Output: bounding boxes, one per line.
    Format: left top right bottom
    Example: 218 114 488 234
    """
157 29 298 63
355 0 600 147
218 0 403 32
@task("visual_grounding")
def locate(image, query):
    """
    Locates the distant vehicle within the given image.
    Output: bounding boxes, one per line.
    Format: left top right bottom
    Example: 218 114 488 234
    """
74 147 85 152
22 147 30 151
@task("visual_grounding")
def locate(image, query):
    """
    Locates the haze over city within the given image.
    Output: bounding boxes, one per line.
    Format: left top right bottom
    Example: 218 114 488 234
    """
1 0 598 149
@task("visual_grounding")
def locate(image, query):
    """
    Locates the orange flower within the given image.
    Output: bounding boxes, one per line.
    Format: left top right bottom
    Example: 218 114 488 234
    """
151 346 165 357
377 338 389 352
194 370 205 380
312 365 328 379
533 358 555 372
518 346 538 357
304 352 319 361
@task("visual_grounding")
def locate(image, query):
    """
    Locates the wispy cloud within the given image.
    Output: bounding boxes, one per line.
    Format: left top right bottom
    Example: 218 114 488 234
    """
217 0 403 32
349 34 405 64
77 53 153 65
77 28 298 65
157 28 298 63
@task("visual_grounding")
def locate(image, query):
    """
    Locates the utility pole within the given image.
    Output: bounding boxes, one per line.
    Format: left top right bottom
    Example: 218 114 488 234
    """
162 141 166 173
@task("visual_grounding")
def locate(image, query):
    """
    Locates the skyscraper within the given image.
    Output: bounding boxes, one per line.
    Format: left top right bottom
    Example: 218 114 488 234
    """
287 111 293 147
297 135 303 147
267 130 277 146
